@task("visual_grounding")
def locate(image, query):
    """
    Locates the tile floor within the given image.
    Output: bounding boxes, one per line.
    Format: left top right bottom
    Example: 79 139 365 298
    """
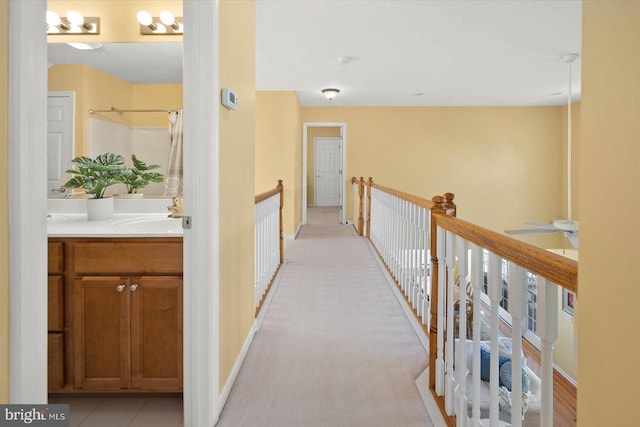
48 396 183 427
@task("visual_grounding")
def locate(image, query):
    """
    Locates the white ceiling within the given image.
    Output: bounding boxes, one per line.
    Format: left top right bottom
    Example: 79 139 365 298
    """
256 0 582 107
47 42 183 84
47 0 583 107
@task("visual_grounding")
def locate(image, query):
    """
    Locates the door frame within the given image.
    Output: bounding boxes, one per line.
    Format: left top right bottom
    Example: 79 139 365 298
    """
9 1 220 425
313 137 342 207
302 122 347 224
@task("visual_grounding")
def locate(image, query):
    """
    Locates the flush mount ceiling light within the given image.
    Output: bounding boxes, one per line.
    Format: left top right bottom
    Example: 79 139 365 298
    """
322 88 340 100
137 10 183 35
46 10 100 35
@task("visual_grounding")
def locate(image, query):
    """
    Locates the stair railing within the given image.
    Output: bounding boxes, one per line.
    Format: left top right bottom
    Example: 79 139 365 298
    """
356 177 454 334
254 180 284 316
429 198 577 427
351 178 578 427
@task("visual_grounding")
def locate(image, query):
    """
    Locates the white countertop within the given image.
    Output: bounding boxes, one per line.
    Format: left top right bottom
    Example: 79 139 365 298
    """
47 213 183 237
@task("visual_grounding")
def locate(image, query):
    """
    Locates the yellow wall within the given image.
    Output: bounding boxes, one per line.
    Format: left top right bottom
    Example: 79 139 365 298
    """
48 64 182 156
47 0 182 43
131 84 182 127
0 0 9 404
255 91 302 236
218 0 256 389
301 107 564 248
579 2 640 425
306 127 341 205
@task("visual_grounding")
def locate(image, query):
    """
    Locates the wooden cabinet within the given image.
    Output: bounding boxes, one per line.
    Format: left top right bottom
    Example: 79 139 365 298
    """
48 237 183 393
73 275 183 391
47 242 65 391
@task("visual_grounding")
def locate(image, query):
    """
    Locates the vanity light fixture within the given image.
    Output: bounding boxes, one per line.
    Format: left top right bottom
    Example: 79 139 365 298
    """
137 10 183 35
322 88 341 100
46 10 100 35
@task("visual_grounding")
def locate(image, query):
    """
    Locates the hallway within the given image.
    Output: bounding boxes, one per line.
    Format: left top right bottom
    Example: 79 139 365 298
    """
216 207 432 426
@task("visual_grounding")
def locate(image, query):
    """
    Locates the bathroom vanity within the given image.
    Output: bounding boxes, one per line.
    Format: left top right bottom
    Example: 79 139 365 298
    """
47 205 183 393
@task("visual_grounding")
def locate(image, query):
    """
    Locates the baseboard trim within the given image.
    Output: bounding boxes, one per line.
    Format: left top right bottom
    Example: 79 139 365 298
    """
217 261 288 416
284 223 302 240
416 368 448 427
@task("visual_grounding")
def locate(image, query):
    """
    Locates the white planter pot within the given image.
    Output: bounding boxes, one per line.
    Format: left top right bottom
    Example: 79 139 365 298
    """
87 197 114 221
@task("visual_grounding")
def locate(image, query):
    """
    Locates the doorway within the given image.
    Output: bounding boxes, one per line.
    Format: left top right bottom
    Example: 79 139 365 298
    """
47 92 74 197
10 1 219 426
314 137 341 207
302 122 347 226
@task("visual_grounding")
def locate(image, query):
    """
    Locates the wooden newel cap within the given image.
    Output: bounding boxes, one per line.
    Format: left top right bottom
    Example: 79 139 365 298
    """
277 179 283 185
443 192 455 202
431 195 446 212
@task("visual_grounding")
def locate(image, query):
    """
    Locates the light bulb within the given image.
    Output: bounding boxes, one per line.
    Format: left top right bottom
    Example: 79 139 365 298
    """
46 11 61 26
159 11 175 26
66 10 84 26
137 10 153 26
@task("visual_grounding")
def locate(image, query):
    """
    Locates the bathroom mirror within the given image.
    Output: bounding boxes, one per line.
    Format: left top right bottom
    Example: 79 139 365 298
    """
47 42 183 197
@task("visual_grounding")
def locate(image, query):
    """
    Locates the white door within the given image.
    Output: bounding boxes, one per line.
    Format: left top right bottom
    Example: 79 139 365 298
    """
314 137 342 206
47 92 74 197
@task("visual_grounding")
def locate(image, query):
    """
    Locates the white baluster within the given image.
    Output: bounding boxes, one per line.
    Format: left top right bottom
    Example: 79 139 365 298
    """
456 237 469 426
421 208 429 326
537 277 558 427
436 226 446 396
445 230 457 415
508 263 527 427
470 244 483 427
488 253 502 427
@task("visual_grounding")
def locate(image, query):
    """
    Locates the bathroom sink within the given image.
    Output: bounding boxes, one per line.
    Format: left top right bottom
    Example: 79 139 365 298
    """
112 216 183 234
47 213 183 237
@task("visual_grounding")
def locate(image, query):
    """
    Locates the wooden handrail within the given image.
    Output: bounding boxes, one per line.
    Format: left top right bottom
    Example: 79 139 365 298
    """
254 180 284 317
255 181 283 204
433 213 578 293
369 181 436 210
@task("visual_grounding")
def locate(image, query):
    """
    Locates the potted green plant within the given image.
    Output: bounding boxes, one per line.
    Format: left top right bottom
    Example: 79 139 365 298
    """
63 153 126 220
120 154 164 197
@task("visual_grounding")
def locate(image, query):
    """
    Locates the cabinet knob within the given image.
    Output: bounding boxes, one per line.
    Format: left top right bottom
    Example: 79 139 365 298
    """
130 284 138 292
116 284 125 292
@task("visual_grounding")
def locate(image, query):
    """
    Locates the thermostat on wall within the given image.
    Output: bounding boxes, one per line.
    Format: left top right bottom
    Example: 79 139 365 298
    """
221 88 238 110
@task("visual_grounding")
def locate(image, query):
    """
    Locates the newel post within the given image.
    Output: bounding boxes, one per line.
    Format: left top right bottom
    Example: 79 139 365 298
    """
357 177 365 236
277 180 284 264
429 195 447 391
443 192 456 217
366 177 373 238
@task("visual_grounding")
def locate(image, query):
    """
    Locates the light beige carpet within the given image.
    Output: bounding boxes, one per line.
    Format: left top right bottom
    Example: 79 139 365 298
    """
216 223 432 427
307 206 341 224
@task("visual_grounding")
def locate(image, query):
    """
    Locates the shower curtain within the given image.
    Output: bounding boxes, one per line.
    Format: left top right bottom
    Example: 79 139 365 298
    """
164 110 183 196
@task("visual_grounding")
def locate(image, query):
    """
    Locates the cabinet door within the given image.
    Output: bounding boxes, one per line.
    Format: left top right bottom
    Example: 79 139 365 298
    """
130 276 183 391
73 276 131 390
48 333 64 390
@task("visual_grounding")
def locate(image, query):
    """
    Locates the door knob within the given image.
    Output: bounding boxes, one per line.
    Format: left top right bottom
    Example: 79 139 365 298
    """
116 284 125 292
130 284 138 292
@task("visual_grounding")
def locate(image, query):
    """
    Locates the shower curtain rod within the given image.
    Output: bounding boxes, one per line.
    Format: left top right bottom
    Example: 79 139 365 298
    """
89 107 180 115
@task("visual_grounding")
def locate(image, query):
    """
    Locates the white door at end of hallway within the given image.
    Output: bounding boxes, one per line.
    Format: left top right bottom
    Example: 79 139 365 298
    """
47 92 75 198
314 137 341 206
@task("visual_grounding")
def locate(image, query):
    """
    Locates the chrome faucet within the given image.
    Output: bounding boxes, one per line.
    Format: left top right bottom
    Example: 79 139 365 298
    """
167 197 183 218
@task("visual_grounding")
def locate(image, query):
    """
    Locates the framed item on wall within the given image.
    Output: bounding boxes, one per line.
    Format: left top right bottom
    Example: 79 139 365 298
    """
562 288 575 316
